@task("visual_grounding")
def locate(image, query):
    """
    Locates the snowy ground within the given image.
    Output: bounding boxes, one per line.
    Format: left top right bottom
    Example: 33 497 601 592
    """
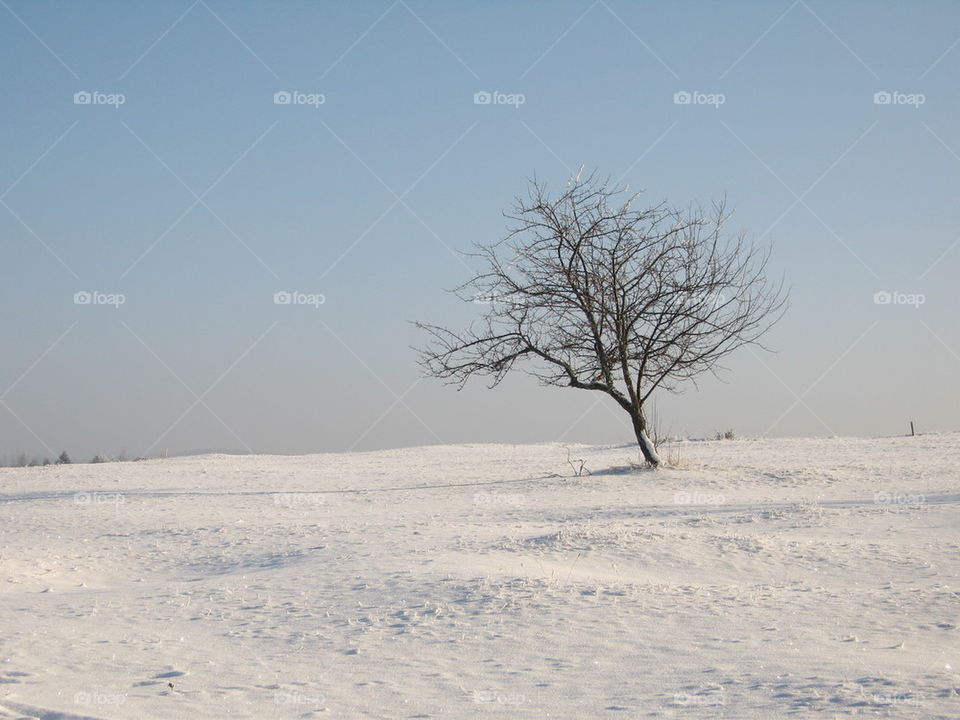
0 435 958 719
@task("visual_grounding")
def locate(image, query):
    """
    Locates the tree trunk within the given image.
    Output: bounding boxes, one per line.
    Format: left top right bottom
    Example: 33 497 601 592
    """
631 410 661 467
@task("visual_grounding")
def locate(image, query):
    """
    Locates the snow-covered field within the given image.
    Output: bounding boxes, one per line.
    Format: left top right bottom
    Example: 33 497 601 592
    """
1 435 957 719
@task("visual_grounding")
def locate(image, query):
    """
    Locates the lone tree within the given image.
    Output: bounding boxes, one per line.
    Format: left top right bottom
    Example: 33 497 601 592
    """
416 171 786 466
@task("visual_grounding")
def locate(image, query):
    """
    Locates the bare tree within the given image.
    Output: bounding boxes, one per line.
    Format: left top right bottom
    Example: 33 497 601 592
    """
416 171 786 466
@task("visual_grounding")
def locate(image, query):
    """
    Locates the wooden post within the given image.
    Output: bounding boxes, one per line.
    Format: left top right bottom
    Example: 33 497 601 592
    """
910 421 915 437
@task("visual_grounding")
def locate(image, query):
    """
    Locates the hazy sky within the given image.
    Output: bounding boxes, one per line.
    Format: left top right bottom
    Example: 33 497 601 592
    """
2 0 958 461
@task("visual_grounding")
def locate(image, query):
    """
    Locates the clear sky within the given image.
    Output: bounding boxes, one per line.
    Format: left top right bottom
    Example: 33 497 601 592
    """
2 0 958 461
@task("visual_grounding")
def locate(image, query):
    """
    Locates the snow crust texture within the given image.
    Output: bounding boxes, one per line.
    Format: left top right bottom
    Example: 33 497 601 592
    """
0 435 958 718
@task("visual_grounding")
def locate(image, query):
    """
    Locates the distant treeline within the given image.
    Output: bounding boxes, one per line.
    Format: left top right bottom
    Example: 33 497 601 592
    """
0 451 131 467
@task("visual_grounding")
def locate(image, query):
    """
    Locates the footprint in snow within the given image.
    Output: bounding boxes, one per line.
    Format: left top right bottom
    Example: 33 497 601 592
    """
0 670 32 684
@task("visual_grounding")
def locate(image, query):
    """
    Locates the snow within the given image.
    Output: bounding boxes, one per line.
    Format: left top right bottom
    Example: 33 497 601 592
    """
1 435 958 719
638 429 661 466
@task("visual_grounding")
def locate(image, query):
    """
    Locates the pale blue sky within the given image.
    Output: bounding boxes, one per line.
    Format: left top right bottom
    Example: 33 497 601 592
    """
2 0 958 461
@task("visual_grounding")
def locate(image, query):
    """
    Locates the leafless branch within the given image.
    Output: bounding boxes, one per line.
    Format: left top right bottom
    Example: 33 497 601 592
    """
415 171 788 465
